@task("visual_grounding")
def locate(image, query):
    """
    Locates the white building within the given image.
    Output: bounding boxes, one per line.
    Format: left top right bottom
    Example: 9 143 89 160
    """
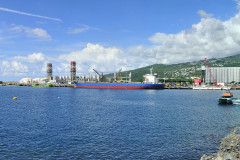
19 78 33 84
33 78 48 84
204 67 240 83
48 76 70 84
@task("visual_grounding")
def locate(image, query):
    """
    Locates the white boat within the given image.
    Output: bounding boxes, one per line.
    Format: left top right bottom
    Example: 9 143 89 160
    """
232 99 240 105
193 85 231 90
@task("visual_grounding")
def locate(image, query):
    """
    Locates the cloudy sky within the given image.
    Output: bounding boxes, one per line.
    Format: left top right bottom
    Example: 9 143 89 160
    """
0 0 240 81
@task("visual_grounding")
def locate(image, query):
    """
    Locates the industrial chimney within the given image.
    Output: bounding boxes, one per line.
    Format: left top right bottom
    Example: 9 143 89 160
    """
47 63 52 80
70 61 76 82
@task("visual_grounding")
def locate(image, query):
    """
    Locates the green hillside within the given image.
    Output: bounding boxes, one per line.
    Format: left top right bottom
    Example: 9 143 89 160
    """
121 54 240 82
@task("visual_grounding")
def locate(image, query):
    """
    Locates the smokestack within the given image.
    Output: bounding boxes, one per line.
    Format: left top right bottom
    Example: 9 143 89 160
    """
47 63 52 80
70 61 76 82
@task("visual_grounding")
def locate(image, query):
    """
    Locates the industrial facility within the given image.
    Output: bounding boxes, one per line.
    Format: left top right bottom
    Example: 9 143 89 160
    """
19 57 240 86
19 61 77 84
19 61 130 85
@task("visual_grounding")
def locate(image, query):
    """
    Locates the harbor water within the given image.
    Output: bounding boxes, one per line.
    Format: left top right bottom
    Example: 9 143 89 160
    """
1 86 240 159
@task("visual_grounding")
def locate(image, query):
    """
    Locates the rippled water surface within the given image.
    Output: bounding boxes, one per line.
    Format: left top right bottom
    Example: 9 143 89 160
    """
1 86 240 159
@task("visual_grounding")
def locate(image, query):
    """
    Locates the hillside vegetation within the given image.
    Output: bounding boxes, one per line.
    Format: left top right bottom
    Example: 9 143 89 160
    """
121 54 240 82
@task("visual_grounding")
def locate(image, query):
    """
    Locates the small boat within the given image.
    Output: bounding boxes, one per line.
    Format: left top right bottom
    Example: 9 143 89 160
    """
232 99 240 105
218 90 233 104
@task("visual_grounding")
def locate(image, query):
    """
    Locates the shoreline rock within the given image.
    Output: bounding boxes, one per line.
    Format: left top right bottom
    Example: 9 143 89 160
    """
201 127 240 160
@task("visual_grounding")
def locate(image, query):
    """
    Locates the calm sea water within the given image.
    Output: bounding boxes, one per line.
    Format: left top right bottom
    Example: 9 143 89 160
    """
1 86 240 159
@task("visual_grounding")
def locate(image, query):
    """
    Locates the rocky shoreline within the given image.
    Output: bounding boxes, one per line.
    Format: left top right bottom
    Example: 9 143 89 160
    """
201 127 240 160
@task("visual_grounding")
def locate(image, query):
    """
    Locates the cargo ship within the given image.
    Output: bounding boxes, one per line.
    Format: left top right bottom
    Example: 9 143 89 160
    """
74 82 164 89
74 68 164 89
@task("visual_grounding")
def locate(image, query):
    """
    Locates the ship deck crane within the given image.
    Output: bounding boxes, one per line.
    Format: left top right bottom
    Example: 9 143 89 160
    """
117 68 122 81
93 69 104 80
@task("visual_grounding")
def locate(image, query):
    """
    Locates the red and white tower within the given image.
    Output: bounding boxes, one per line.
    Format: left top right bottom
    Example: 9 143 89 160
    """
47 63 52 80
70 61 76 82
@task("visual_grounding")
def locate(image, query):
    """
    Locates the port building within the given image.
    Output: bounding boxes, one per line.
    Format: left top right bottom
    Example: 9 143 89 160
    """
203 67 240 84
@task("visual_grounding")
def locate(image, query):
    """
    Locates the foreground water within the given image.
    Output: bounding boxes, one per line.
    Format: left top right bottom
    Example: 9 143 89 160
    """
1 87 240 159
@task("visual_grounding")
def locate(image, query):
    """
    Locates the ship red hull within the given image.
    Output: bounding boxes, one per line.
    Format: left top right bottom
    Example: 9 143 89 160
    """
74 85 163 89
74 82 164 89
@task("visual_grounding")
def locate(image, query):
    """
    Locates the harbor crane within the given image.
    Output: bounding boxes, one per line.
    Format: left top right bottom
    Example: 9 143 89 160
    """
204 58 218 86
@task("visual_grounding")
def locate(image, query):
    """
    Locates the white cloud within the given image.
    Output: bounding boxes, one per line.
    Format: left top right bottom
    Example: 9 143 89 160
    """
58 43 128 74
0 45 135 79
235 0 240 9
54 43 156 76
0 7 62 22
198 10 213 18
10 25 51 40
12 52 46 63
0 52 50 78
68 24 100 34
25 28 51 40
141 11 240 64
0 60 29 76
68 27 89 34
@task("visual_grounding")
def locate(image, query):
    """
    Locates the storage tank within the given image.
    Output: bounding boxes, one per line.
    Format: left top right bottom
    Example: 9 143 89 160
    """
19 78 33 84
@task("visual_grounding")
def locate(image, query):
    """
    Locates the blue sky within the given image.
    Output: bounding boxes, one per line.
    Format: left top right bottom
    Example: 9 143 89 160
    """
0 0 239 81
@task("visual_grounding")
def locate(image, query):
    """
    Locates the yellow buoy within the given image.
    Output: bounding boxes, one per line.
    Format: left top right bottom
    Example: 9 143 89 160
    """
13 97 17 100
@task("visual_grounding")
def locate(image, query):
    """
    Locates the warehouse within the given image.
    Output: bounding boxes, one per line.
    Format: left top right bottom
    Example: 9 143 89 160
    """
203 67 240 84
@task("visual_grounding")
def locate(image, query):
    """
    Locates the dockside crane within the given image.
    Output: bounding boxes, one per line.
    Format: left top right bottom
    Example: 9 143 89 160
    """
204 58 218 86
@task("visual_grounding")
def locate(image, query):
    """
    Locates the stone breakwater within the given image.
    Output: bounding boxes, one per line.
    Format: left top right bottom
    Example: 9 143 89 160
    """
201 127 240 160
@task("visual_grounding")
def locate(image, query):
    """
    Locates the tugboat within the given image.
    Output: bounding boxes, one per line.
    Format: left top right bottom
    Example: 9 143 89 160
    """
218 90 233 104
